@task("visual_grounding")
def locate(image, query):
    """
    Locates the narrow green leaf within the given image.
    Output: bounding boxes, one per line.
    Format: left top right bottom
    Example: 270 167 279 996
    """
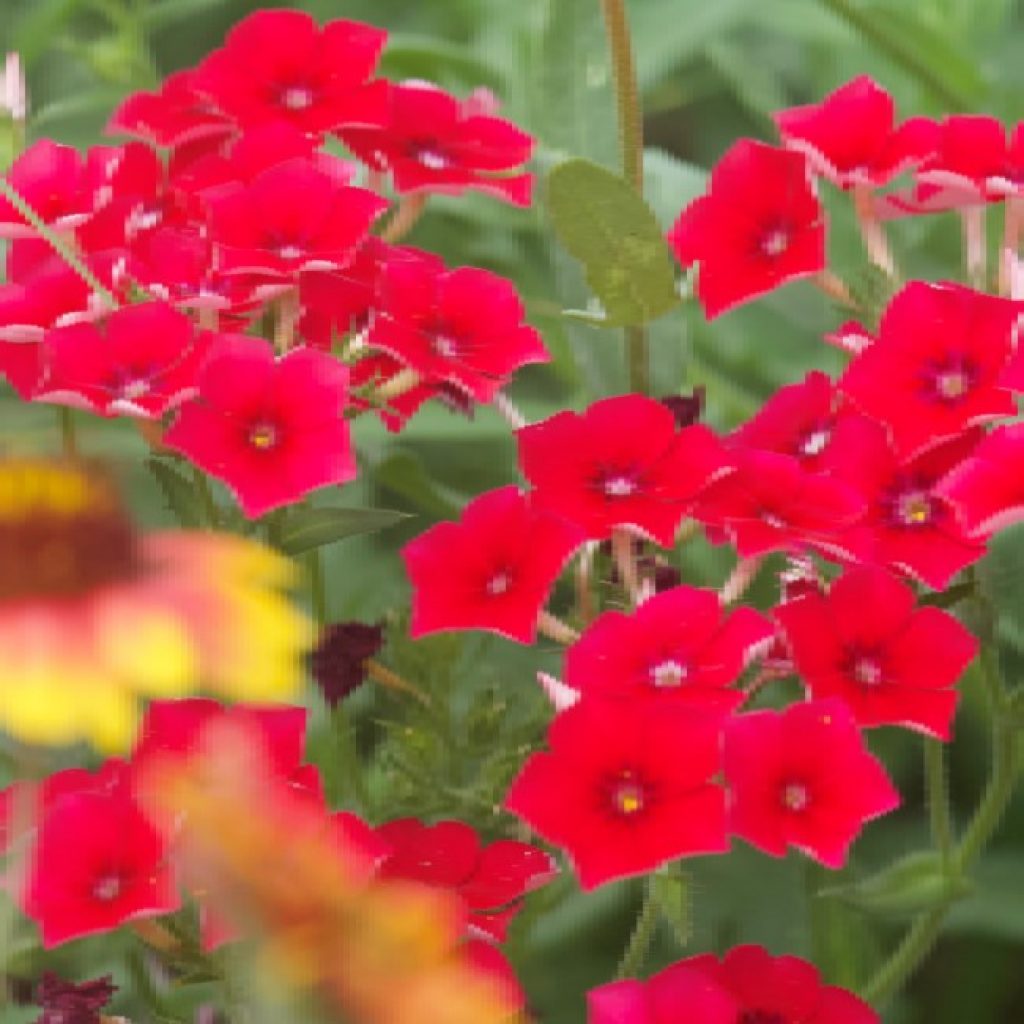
547 158 680 328
146 458 204 528
373 451 461 519
276 505 409 555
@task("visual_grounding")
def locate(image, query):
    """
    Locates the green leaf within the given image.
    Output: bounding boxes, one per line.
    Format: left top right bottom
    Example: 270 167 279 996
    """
821 851 972 920
372 451 462 520
142 0 237 29
276 505 409 555
146 458 204 528
547 158 681 328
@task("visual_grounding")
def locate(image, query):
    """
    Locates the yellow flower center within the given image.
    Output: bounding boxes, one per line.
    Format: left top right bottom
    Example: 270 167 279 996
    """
612 776 646 816
249 423 279 450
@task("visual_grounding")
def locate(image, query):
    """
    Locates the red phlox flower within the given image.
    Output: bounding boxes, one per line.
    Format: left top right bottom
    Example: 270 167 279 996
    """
340 80 534 206
505 698 729 889
107 68 234 152
724 698 900 867
33 302 210 418
692 449 865 560
667 140 825 319
402 485 583 644
840 281 1024 458
837 426 988 588
687 945 879 1024
348 352 439 431
517 395 732 546
563 584 772 711
824 319 875 355
205 158 387 277
588 968 736 1024
0 140 93 238
376 818 557 942
192 9 389 134
163 335 356 518
774 76 938 189
917 115 1024 202
369 257 549 403
775 566 978 738
935 422 1024 535
22 774 179 947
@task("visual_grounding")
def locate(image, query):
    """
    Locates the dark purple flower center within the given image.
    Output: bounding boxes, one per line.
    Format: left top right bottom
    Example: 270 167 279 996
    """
740 1012 788 1024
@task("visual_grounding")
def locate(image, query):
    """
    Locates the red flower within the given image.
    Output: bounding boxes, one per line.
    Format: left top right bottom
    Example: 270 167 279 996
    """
693 449 865 560
917 115 1024 203
517 395 732 546
0 140 93 237
776 566 978 738
838 428 987 589
33 302 209 418
205 159 387 278
840 282 1023 458
936 423 1024 535
193 9 389 134
164 336 356 518
589 945 878 1024
341 81 534 206
402 485 583 643
23 775 178 947
563 585 772 709
369 257 549 402
724 699 900 867
774 76 937 189
667 140 825 318
376 818 557 942
505 699 728 889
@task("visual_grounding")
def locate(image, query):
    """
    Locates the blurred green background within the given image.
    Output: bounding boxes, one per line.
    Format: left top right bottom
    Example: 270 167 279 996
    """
3 0 1024 1021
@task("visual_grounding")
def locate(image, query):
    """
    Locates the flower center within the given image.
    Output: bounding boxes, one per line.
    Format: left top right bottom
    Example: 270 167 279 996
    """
611 776 646 817
799 427 831 457
761 228 789 258
739 1012 787 1024
603 475 637 498
852 655 883 687
92 875 122 902
417 148 449 170
280 86 314 111
894 489 934 527
433 334 458 358
119 378 150 401
248 423 279 450
0 461 139 601
486 572 510 596
276 244 304 261
650 659 687 688
927 357 975 404
781 782 810 812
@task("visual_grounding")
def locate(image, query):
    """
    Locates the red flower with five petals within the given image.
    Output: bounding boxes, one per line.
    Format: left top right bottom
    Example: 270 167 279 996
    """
164 336 356 518
402 485 583 643
668 140 825 318
724 699 900 867
775 566 978 738
517 395 732 546
505 698 728 889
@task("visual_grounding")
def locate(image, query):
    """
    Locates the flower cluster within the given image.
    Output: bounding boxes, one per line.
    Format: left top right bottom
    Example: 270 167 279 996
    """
0 8 542 519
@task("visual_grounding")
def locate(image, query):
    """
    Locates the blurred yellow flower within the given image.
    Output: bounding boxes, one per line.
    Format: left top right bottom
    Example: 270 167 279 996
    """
148 721 523 1024
0 459 313 750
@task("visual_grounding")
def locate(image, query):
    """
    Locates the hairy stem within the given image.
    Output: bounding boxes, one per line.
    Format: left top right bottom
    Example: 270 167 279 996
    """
924 738 954 868
615 879 660 980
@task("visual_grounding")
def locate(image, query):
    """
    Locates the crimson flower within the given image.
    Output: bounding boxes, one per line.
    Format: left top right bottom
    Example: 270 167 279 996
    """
402 485 583 643
205 159 387 277
376 818 557 942
563 585 772 709
724 699 900 867
838 428 987 589
937 423 1024 535
589 945 878 1024
774 76 937 189
23 774 178 947
0 140 93 237
840 282 1024 458
369 257 549 402
193 9 389 134
693 449 865 560
517 395 732 546
667 140 825 318
505 699 728 889
33 302 209 418
917 115 1024 202
164 336 356 518
776 566 977 738
340 81 534 206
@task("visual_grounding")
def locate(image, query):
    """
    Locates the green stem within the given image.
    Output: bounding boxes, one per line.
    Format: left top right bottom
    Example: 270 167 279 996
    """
815 0 971 111
615 879 659 980
860 903 952 1007
58 407 78 459
924 739 954 867
190 466 219 529
332 702 372 819
0 178 118 307
599 0 650 396
307 549 328 625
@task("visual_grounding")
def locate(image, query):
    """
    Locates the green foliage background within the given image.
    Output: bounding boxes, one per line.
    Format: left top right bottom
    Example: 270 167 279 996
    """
3 0 1024 1021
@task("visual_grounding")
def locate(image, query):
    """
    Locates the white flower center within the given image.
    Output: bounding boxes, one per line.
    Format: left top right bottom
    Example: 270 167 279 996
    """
281 87 314 111
852 656 883 687
800 428 830 457
650 659 687 688
486 572 510 596
604 476 636 498
93 875 121 902
782 782 809 812
762 229 789 257
418 148 449 170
